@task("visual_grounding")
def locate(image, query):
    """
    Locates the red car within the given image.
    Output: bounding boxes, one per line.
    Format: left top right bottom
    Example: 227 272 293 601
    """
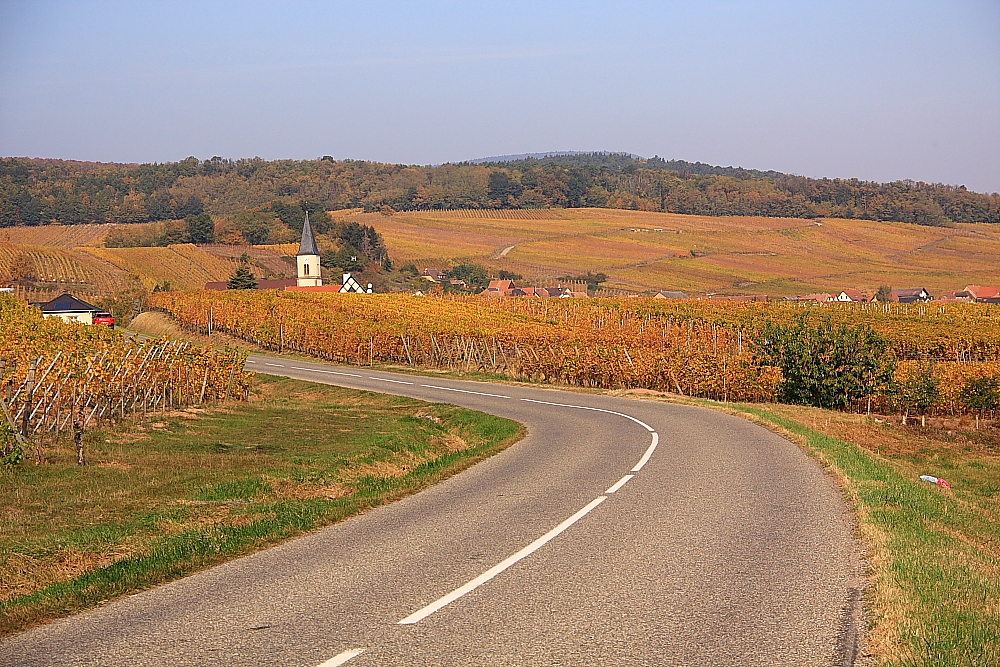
93 312 115 328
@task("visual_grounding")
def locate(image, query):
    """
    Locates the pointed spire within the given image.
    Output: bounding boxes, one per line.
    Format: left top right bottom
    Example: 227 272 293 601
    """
297 211 320 256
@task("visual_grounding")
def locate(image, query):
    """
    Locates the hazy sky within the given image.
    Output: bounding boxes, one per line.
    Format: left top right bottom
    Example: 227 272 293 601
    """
2 1 998 192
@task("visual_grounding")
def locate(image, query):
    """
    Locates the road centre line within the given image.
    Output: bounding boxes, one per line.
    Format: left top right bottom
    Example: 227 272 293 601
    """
606 474 634 494
369 377 414 385
518 398 655 432
315 648 366 666
632 432 659 472
398 496 608 625
264 363 285 367
288 366 363 378
420 385 512 399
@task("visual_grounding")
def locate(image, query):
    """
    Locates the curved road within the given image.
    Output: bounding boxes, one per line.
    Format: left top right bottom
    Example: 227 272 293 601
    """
2 354 864 666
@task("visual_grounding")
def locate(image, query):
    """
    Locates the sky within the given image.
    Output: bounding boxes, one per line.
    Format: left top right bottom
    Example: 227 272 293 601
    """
1 1 998 193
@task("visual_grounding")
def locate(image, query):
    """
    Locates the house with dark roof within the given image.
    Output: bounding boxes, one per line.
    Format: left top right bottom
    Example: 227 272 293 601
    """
36 293 105 325
422 269 447 283
652 290 688 300
891 288 931 304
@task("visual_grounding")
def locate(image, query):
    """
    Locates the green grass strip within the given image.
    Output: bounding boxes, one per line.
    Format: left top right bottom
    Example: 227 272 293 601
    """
731 405 998 667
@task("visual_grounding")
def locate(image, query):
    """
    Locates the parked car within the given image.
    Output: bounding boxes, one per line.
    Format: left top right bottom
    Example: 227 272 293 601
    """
93 312 115 328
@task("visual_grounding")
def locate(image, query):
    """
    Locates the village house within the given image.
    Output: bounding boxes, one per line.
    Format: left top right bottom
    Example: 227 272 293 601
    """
652 290 689 300
935 290 975 303
963 285 1000 303
421 269 447 283
891 288 931 304
34 293 113 326
836 289 869 303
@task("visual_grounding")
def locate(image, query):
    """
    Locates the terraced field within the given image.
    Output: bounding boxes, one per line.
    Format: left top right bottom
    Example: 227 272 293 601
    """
0 224 114 247
0 242 125 294
78 244 244 290
353 208 1000 295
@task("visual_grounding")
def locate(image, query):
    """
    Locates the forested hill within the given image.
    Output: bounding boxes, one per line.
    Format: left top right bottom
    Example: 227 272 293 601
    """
1 153 997 228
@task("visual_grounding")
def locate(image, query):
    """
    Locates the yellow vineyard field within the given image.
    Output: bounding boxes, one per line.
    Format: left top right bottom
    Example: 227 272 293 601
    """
0 294 251 444
150 290 1000 413
346 208 1000 296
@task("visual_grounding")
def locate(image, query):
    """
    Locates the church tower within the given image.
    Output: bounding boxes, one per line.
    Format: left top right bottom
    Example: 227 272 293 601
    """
296 212 323 287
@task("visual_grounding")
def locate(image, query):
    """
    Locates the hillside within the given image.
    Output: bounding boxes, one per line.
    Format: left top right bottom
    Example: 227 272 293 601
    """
1 208 998 299
358 208 1000 296
2 154 997 229
0 226 297 300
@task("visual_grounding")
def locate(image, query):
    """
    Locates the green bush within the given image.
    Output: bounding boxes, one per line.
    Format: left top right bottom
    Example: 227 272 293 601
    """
755 315 896 409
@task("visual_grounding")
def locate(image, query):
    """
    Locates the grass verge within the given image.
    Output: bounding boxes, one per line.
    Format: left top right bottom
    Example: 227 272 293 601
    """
718 402 999 667
0 374 524 637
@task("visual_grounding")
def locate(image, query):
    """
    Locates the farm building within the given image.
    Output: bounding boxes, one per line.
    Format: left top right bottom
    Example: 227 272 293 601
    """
653 290 689 300
35 293 110 326
891 288 931 304
836 289 869 303
963 285 1000 303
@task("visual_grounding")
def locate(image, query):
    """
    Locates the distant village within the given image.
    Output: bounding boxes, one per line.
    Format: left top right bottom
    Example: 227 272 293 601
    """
416 268 998 304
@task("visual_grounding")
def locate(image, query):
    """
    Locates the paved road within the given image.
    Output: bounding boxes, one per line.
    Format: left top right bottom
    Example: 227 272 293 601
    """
2 355 864 666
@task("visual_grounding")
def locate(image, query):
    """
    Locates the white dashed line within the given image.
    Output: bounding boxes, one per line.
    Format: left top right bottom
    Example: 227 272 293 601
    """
631 432 659 472
398 496 608 625
606 474 634 494
519 398 655 431
246 360 256 363
369 377 413 385
288 366 363 377
264 363 285 367
316 648 366 666
420 385 512 399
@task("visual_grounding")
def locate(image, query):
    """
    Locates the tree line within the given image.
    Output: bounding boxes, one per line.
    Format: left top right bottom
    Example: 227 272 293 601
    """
2 153 997 228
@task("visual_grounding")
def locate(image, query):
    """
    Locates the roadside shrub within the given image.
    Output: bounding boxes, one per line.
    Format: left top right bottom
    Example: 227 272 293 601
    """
755 315 895 409
960 375 1000 419
0 422 24 469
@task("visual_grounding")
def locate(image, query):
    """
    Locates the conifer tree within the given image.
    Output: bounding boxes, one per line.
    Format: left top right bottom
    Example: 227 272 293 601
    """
227 265 257 290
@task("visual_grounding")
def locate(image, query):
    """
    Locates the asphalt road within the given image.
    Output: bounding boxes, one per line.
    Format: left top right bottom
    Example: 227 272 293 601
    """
2 355 865 666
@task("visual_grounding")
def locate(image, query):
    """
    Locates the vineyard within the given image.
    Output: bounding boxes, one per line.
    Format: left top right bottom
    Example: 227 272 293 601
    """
77 244 243 290
345 207 1000 296
0 224 113 248
0 294 252 463
150 290 1000 417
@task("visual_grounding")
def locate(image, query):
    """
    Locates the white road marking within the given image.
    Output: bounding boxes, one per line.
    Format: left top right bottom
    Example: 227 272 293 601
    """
264 363 285 367
369 377 413 385
246 360 256 363
398 495 608 625
606 474 634 494
519 398 655 431
420 385 512 399
316 648 365 666
290 367 363 377
632 432 659 472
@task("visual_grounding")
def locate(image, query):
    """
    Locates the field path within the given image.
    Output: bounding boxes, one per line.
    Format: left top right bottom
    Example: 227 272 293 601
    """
1 357 865 666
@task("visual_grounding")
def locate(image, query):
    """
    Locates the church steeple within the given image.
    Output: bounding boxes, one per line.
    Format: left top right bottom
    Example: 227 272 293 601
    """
298 211 320 256
295 211 323 287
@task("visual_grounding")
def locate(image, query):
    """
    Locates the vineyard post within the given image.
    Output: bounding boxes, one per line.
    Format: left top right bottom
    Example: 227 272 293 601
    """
279 322 284 353
73 403 86 466
226 352 237 399
199 366 210 403
0 359 30 456
21 358 37 440
208 305 213 336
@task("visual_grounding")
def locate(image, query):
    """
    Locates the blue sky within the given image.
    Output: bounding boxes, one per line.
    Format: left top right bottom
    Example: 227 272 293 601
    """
1 1 998 192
